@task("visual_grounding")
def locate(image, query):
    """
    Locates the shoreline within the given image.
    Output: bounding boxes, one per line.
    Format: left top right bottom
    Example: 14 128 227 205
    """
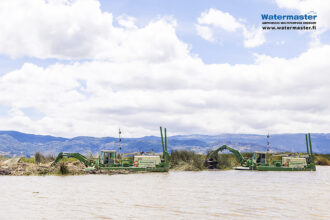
1 162 329 176
1 152 329 176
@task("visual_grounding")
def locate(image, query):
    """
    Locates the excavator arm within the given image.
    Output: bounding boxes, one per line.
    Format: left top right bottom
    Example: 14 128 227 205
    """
51 152 93 167
205 145 247 168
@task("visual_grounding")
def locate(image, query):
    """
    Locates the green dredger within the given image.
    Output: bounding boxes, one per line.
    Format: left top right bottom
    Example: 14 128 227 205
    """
205 133 316 171
51 127 169 172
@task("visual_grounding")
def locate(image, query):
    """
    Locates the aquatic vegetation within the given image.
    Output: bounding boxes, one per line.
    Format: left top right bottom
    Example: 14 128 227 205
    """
216 154 239 169
34 152 45 164
59 162 69 175
170 150 205 171
20 157 35 163
314 154 330 165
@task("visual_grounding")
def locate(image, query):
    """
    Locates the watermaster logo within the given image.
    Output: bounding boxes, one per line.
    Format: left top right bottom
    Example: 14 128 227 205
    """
261 11 317 30
261 12 317 21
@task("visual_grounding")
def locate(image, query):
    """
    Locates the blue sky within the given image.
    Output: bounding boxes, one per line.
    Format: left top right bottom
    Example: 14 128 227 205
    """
0 0 318 76
99 0 313 63
0 0 329 137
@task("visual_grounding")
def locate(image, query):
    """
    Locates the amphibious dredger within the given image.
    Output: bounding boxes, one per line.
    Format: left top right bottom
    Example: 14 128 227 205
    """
51 127 170 172
205 133 316 171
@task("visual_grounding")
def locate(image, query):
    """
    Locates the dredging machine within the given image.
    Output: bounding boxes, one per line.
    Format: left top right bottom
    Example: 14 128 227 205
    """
205 133 316 171
51 127 170 172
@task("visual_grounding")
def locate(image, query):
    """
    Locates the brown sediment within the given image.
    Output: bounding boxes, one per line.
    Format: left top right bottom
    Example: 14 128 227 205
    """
0 157 143 176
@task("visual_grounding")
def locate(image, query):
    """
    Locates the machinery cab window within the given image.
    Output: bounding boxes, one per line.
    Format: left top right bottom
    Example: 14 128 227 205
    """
256 152 266 164
100 150 116 165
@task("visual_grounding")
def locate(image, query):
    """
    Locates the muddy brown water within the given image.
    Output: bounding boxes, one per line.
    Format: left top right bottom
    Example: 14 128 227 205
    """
0 166 329 219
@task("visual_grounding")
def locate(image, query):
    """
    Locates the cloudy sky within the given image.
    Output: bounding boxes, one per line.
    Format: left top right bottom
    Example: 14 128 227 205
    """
0 0 329 137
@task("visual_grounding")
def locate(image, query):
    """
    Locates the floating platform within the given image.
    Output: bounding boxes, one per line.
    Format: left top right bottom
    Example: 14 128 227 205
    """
234 166 250 170
256 165 316 171
98 166 169 172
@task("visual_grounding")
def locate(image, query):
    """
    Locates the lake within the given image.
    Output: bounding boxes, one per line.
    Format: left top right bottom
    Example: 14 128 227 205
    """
0 166 329 219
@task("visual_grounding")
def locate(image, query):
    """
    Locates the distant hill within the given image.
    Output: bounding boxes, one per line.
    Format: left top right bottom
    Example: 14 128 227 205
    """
0 131 329 157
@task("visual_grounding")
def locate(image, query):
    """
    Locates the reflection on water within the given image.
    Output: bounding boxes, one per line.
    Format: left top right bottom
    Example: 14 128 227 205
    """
0 166 329 219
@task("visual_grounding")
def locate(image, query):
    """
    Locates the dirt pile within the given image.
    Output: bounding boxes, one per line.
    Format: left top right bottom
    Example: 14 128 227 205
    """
0 157 138 176
0 157 82 175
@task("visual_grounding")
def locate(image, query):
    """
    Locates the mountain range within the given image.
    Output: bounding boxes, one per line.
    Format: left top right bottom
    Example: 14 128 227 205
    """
0 131 329 157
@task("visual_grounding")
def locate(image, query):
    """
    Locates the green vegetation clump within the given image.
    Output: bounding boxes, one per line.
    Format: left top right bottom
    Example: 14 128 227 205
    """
88 152 94 160
170 150 205 171
217 154 239 169
314 154 330 165
59 162 69 175
45 154 55 162
34 152 45 163
20 157 35 163
170 150 246 170
58 157 80 163
31 152 56 164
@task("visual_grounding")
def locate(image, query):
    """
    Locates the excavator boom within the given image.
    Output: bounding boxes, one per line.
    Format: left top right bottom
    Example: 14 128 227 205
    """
51 152 93 167
205 145 247 168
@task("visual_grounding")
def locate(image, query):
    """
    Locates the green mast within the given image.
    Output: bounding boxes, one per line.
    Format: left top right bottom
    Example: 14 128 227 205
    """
164 128 168 164
305 134 309 155
307 133 316 171
308 133 313 156
160 126 165 154
160 126 169 165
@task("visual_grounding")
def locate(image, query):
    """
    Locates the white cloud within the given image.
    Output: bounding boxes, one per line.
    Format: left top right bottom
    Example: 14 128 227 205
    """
195 25 215 42
1 45 330 137
0 0 189 61
242 26 266 48
0 1 328 138
117 15 137 29
275 0 330 45
275 0 330 31
197 8 242 32
196 8 266 48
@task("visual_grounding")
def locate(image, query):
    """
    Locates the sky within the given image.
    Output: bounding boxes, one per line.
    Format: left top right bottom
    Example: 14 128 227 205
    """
0 0 329 137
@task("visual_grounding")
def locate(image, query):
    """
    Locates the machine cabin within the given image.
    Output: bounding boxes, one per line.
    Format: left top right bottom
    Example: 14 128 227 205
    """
100 150 117 165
